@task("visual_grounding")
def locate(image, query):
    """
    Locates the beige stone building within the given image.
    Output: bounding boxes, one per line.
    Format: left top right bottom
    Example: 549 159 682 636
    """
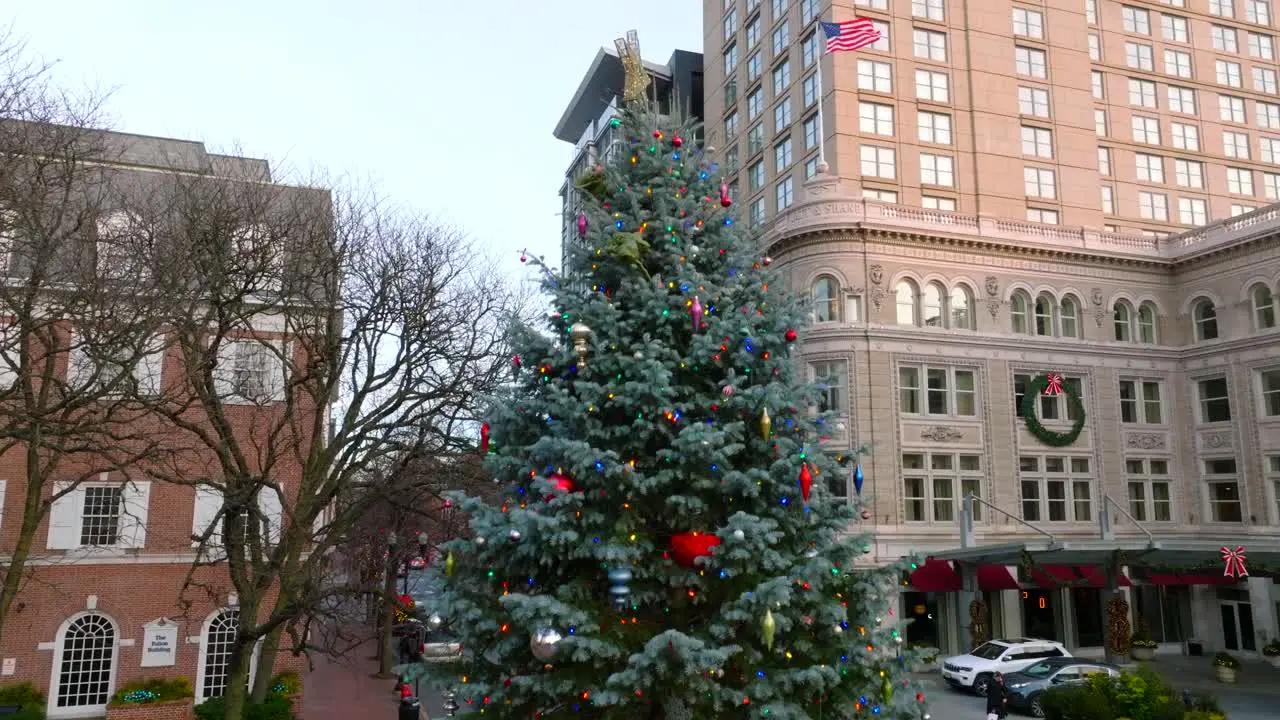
702 0 1280 660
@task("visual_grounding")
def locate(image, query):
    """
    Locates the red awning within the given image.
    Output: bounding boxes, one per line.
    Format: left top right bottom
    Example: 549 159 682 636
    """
1031 565 1130 589
1145 572 1240 586
977 565 1021 591
908 559 961 592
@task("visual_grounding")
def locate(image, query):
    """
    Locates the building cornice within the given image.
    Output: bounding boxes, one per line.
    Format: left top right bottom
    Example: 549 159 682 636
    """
762 176 1280 267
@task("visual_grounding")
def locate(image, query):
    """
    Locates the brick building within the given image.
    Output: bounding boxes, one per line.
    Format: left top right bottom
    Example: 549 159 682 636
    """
0 126 324 718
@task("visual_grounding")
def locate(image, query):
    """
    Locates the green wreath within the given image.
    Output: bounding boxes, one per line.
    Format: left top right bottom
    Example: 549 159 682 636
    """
1021 373 1085 447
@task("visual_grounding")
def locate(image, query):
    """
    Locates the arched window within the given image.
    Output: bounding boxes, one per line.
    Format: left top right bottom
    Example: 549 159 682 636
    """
811 275 841 323
1113 302 1132 342
950 286 974 330
1010 292 1031 334
922 283 945 327
1252 283 1276 329
1060 296 1080 338
1034 293 1056 336
1137 303 1157 344
53 613 117 712
895 280 919 326
198 609 239 701
1193 299 1219 341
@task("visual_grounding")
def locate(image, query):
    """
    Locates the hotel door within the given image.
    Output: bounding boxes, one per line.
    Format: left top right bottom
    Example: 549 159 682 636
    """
1022 590 1057 642
1220 600 1256 652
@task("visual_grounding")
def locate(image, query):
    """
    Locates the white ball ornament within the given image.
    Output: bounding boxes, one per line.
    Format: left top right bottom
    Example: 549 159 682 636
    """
731 529 745 541
633 351 644 360
530 628 562 661
509 529 522 542
475 536 487 547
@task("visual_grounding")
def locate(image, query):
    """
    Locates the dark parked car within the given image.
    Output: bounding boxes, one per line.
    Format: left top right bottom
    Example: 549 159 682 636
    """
1004 657 1119 717
401 569 461 660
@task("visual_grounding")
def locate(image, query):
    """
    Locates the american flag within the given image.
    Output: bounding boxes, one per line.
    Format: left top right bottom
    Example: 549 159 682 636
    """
820 18 881 53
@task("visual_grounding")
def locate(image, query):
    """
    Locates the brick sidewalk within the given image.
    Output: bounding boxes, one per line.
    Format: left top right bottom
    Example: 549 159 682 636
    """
303 637 412 720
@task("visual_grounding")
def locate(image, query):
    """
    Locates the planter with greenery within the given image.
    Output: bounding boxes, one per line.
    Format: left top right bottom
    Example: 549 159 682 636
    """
1263 638 1280 668
1213 651 1240 683
106 678 194 720
0 683 46 720
1129 627 1158 661
193 695 295 720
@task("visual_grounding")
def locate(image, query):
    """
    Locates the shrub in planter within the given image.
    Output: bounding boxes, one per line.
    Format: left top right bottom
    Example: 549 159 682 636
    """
268 672 302 696
193 695 295 720
0 683 46 720
1038 683 1112 720
110 677 194 705
1263 638 1280 665
1213 651 1240 670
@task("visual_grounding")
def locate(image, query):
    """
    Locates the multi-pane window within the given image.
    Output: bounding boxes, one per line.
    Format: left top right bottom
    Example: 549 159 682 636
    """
1162 14 1190 42
775 138 793 171
1179 197 1208 225
1087 0 1098 23
1119 379 1164 423
1139 191 1169 220
772 22 790 57
726 111 740 140
1228 167 1255 194
1164 49 1193 77
1092 71 1106 99
1016 47 1047 78
1024 167 1056 197
724 44 739 73
912 0 945 21
1259 368 1280 416
1022 126 1053 157
1213 25 1239 54
923 195 957 211
1198 377 1232 423
1019 86 1050 116
1232 203 1256 215
1099 147 1112 175
810 360 848 413
747 15 761 47
859 102 895 135
1217 59 1244 87
1253 286 1277 329
918 111 953 144
860 145 896 178
749 198 766 226
1270 456 1280 523
748 52 763 81
1171 122 1200 149
774 98 793 129
855 0 889 8
802 32 818 68
772 60 791 96
725 7 739 41
1027 208 1059 224
1123 6 1152 33
903 453 984 523
802 72 818 106
747 123 765 153
803 114 819 149
1211 0 1236 18
870 20 891 51
1255 67 1279 94
801 0 819 23
916 69 950 102
1014 8 1044 38
1220 95 1247 123
1193 299 1220 340
748 88 764 120
1089 33 1102 61
1266 171 1280 199
1249 31 1275 59
913 29 948 61
1101 186 1115 213
749 161 765 190
1129 78 1158 107
1019 455 1093 523
863 188 898 203
1167 85 1196 113
776 176 795 210
1126 42 1155 71
1013 373 1084 421
1175 158 1205 187
80 486 123 546
1204 458 1243 523
1126 459 1173 522
899 365 977 416
858 59 893 92
1132 116 1161 144
1136 153 1165 182
1224 130 1251 158
1247 0 1271 24
920 154 955 186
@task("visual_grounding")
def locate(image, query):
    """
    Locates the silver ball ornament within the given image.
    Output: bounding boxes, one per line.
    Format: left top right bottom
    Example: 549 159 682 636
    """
689 244 700 255
875 616 883 624
731 529 745 541
530 627 562 661
509 529 522 542
427 614 443 630
633 351 644 360
895 634 904 643
833 625 844 634
475 536 487 547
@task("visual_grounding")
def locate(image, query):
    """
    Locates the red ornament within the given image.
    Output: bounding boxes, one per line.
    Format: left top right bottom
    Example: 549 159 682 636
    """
670 532 721 568
672 132 684 148
719 182 732 208
799 462 813 502
653 130 664 140
400 684 412 700
784 328 798 343
1043 372 1064 396
480 422 491 453
548 472 575 495
1222 546 1248 578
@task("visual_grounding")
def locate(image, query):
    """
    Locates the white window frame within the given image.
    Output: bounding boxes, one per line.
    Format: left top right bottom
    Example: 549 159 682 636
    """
1204 457 1244 523
915 69 950 102
1259 367 1280 417
810 359 849 415
1125 458 1174 522
1018 86 1050 117
913 29 948 61
1118 378 1165 424
48 612 120 718
1015 46 1047 78
1197 376 1232 423
859 101 895 136
1013 7 1044 38
1024 166 1056 198
920 153 955 187
1021 125 1053 157
898 364 978 417
213 338 288 406
918 111 953 144
1018 455 1094 523
902 452 985 523
860 145 897 179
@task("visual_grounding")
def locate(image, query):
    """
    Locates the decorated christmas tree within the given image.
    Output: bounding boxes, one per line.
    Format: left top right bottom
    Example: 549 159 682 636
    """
436 100 928 719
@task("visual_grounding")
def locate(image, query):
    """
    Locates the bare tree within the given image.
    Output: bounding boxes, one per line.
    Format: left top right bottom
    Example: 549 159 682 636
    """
0 31 182 648
135 174 521 719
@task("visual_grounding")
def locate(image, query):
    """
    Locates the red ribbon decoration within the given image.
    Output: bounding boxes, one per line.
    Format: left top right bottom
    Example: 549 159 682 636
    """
1043 373 1064 396
1222 546 1249 578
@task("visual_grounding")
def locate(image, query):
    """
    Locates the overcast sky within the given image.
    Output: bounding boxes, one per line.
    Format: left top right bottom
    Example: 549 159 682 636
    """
9 1 701 287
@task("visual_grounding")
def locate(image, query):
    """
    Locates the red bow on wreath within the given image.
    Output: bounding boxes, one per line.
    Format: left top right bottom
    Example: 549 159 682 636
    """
1221 546 1249 578
1043 373 1064 396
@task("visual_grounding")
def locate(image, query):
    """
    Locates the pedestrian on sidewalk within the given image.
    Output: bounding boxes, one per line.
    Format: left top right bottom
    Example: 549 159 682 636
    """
985 672 1009 720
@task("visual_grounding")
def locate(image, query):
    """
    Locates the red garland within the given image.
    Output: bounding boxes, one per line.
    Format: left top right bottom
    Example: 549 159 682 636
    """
670 532 721 568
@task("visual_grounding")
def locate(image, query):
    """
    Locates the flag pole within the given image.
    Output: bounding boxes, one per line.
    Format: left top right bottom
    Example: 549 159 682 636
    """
816 48 828 173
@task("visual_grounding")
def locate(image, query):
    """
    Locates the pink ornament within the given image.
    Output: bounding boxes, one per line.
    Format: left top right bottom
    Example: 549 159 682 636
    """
722 385 735 397
576 212 588 238
690 297 704 330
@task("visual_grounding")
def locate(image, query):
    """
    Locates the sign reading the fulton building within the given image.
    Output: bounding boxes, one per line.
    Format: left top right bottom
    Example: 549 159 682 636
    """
141 618 178 667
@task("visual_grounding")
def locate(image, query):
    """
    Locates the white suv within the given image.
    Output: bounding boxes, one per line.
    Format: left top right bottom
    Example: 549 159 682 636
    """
941 638 1071 695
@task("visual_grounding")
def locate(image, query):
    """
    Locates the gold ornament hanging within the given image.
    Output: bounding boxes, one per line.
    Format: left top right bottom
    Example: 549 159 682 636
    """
445 551 456 577
759 408 772 441
570 322 593 367
761 609 776 650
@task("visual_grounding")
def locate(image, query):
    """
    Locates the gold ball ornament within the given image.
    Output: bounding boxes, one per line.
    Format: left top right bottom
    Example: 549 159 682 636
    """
570 322 593 367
